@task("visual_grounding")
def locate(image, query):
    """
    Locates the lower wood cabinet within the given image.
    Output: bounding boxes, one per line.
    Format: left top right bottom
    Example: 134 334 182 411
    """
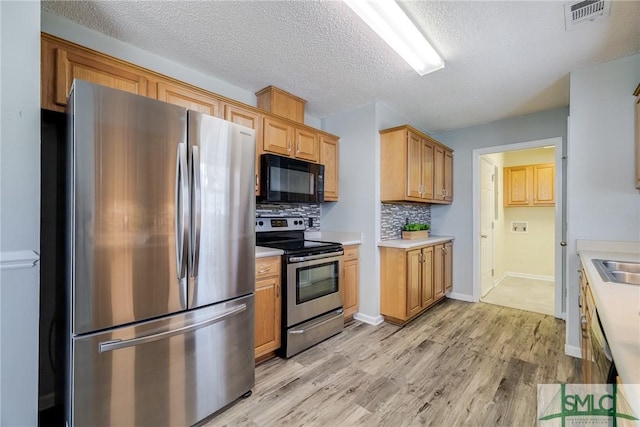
341 245 359 320
380 240 452 325
254 256 281 361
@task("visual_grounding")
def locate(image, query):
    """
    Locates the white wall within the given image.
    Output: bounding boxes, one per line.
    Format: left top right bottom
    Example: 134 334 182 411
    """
41 12 323 128
321 102 406 323
433 108 569 299
565 52 640 354
0 1 42 425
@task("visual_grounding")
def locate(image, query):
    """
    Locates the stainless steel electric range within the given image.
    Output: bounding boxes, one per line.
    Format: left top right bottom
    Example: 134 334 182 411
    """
256 217 344 357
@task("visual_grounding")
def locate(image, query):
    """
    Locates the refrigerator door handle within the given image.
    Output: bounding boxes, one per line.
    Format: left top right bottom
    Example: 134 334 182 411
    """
98 303 247 353
190 145 201 278
175 142 189 281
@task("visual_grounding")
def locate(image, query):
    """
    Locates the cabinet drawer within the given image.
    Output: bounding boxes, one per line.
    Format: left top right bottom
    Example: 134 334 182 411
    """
255 256 281 280
343 245 359 261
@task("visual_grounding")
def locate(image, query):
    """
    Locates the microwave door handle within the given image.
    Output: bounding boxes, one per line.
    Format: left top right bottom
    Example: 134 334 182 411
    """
190 145 201 278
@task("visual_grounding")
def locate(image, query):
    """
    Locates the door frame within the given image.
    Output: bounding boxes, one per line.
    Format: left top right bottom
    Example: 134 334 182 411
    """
471 137 565 319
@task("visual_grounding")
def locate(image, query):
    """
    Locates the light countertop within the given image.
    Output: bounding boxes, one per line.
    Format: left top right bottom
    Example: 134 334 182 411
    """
255 246 284 258
377 235 455 249
577 240 640 417
304 231 362 246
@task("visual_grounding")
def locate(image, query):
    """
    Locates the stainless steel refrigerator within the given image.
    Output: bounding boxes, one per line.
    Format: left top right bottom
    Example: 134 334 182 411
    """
64 80 256 426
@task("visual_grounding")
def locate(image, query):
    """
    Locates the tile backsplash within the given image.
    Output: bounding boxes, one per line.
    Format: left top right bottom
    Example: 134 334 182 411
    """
380 202 431 240
256 203 321 231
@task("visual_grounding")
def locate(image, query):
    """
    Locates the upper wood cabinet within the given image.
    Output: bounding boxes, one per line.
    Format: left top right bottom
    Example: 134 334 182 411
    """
156 81 220 116
223 103 262 195
504 163 554 207
262 116 320 163
41 33 339 198
320 134 339 201
42 34 150 111
256 86 306 123
380 125 452 204
634 84 640 190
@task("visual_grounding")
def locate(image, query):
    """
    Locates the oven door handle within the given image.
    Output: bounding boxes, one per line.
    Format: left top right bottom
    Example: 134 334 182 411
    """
289 251 344 263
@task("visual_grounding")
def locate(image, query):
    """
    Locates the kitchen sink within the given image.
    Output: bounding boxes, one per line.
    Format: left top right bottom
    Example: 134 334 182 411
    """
593 259 640 285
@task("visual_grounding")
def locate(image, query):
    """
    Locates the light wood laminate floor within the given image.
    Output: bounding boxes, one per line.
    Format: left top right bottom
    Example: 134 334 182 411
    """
206 299 580 427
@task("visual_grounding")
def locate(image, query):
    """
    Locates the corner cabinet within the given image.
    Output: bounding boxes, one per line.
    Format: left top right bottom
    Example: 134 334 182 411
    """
380 240 453 325
341 245 359 320
254 256 281 362
504 163 555 207
380 125 453 204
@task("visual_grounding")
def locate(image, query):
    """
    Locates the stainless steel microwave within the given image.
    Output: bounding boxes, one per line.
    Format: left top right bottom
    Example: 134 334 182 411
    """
260 154 324 203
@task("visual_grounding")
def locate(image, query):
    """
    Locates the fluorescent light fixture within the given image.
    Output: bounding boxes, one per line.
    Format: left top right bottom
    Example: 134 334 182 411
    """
343 0 444 76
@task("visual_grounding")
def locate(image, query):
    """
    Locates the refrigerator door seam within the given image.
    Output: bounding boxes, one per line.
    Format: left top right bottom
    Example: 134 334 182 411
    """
98 303 247 353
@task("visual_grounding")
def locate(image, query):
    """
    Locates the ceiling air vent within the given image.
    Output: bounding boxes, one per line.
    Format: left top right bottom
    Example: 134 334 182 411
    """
564 0 610 30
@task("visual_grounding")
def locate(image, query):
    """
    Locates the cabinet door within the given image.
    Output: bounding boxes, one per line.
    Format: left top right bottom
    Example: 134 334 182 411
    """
406 249 423 318
294 128 319 162
434 145 445 201
504 166 530 206
533 163 555 205
420 247 434 307
320 135 339 201
433 244 445 299
422 139 435 200
255 275 281 358
343 259 359 319
263 117 292 156
157 82 219 116
444 151 453 202
444 242 453 292
407 132 423 199
49 44 148 109
224 104 262 195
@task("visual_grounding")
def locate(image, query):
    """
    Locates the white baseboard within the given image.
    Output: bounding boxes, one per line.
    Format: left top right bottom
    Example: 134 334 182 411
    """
0 250 39 270
481 275 505 298
39 392 55 411
564 344 582 359
505 272 554 282
353 312 384 326
446 292 475 302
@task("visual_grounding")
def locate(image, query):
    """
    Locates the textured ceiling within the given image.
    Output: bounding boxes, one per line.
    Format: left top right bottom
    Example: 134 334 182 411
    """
42 0 640 133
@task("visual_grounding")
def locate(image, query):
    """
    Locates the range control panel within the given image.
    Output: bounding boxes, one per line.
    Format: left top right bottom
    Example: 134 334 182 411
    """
255 216 307 232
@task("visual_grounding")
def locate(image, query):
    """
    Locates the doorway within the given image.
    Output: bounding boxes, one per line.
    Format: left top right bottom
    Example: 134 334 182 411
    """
472 138 565 319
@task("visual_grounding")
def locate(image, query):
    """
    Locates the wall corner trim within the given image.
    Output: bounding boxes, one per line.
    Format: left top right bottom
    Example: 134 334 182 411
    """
0 250 40 270
353 312 384 326
564 344 582 359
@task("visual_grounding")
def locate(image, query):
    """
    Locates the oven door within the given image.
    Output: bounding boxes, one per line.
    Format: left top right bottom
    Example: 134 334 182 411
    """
286 254 342 327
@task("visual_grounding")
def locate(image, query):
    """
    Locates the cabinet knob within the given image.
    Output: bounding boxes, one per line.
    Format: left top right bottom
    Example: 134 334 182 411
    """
296 142 300 153
288 140 292 152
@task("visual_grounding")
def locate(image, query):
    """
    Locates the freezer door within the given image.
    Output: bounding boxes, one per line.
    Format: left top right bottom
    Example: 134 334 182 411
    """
68 294 255 427
69 81 188 334
188 112 256 308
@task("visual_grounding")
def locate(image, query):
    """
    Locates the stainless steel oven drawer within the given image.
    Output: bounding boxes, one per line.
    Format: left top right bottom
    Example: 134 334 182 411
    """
285 308 343 358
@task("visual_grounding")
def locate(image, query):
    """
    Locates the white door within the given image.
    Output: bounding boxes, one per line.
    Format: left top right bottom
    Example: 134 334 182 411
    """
480 157 495 297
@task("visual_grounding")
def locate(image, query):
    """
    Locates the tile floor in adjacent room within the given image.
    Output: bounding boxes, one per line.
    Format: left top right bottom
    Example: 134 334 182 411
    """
481 276 555 316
